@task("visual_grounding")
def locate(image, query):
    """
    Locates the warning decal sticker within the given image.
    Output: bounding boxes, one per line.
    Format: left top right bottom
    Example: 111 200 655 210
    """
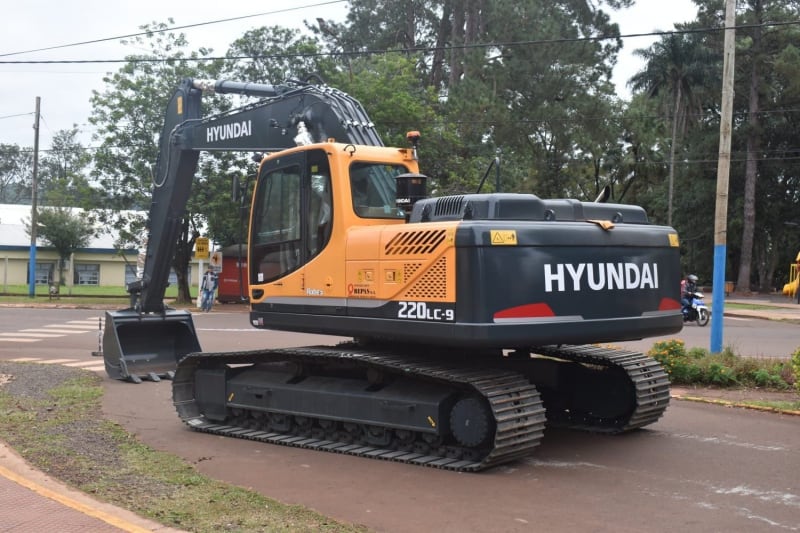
490 230 517 246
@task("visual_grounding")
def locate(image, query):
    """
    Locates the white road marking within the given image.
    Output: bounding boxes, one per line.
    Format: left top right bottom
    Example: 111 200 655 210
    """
672 432 786 452
0 319 104 344
20 328 88 334
9 357 106 374
0 332 65 338
713 485 800 508
43 324 96 330
197 328 261 332
63 360 106 368
522 458 608 469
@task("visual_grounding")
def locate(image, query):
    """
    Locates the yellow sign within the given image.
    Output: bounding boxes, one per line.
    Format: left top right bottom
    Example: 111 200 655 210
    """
490 230 517 246
195 237 209 259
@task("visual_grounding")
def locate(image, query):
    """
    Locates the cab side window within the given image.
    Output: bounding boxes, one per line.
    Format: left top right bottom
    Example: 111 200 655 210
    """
307 152 332 258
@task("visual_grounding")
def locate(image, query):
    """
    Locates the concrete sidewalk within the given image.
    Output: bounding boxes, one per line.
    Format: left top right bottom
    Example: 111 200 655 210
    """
722 293 800 322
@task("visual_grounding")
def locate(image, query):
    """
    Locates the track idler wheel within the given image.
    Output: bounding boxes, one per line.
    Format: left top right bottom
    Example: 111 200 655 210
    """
449 396 494 448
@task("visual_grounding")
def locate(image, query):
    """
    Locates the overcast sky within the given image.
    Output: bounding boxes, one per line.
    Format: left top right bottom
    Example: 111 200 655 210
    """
0 0 699 151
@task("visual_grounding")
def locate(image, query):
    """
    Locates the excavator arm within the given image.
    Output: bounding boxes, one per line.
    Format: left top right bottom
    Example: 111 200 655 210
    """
104 77 384 381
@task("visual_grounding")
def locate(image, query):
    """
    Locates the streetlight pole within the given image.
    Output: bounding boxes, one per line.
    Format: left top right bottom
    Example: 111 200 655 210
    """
28 97 41 298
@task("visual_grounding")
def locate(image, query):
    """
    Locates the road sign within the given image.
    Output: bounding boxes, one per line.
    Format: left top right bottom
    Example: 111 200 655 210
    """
210 250 223 270
195 237 209 259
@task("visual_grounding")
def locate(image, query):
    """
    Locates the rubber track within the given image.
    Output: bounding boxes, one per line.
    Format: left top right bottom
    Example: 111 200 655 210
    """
173 345 547 472
532 344 671 433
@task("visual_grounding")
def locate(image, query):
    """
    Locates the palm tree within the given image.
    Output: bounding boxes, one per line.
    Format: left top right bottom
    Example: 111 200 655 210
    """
628 33 712 226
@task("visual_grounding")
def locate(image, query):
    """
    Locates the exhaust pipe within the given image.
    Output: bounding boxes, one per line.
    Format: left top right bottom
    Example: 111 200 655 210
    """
102 309 201 383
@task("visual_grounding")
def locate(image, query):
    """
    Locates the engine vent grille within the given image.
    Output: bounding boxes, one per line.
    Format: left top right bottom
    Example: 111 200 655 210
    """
403 262 422 281
402 257 447 299
385 229 447 255
434 196 466 217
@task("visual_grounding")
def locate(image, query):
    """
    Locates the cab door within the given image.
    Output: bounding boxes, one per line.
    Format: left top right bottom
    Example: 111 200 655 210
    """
298 150 342 311
249 149 335 305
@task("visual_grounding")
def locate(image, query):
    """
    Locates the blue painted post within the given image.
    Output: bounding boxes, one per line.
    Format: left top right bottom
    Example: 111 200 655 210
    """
710 245 726 352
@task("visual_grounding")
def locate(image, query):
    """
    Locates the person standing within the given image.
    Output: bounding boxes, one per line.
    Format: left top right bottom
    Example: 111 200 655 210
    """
200 267 218 312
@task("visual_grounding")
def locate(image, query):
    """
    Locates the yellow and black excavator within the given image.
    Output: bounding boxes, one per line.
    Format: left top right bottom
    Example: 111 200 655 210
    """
102 78 684 471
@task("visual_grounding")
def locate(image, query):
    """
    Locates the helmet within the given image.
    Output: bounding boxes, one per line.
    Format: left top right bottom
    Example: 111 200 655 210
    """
687 274 698 283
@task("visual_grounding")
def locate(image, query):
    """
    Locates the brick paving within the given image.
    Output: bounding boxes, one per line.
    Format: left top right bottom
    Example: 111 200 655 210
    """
0 473 126 532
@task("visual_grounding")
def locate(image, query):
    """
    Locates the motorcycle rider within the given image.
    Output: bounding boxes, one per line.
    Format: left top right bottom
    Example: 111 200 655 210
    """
681 274 699 317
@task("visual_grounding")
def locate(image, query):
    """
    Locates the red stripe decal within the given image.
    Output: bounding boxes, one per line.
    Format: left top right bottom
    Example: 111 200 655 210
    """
659 297 682 311
494 303 555 319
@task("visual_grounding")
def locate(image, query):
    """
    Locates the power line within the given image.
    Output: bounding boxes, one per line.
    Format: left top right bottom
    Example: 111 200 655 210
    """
0 1 348 58
1 21 798 65
0 112 35 120
3 141 799 166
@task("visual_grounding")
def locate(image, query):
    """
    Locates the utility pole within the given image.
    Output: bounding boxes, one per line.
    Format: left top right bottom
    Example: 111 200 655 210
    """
711 0 736 353
28 97 41 298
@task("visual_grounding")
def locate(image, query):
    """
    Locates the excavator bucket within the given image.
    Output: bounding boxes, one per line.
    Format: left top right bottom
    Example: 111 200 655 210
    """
102 309 201 383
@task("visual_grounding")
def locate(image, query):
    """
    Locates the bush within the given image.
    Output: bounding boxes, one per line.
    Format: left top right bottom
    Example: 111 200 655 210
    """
705 362 737 386
792 347 800 393
648 339 686 374
751 368 786 389
648 339 795 390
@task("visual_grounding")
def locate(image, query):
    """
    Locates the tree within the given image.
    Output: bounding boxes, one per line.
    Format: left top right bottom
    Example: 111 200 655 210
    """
730 0 800 292
689 0 800 291
628 32 714 226
25 207 94 287
314 0 632 199
89 21 220 303
609 94 670 208
224 26 327 84
37 127 95 208
0 144 32 204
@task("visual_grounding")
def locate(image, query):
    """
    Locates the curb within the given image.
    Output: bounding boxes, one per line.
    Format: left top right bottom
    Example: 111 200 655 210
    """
724 310 800 324
671 393 800 416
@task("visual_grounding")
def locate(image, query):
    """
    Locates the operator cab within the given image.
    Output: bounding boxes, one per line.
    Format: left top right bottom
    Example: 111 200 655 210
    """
249 145 419 287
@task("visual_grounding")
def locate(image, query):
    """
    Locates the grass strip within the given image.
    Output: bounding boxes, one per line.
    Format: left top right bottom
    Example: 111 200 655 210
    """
0 363 367 533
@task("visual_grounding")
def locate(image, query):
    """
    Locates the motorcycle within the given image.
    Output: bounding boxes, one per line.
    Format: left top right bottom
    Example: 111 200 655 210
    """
682 291 710 327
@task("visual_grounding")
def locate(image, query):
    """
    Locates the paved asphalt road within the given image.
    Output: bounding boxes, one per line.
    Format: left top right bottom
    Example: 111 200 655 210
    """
0 306 798 532
102 378 799 533
616 315 800 359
